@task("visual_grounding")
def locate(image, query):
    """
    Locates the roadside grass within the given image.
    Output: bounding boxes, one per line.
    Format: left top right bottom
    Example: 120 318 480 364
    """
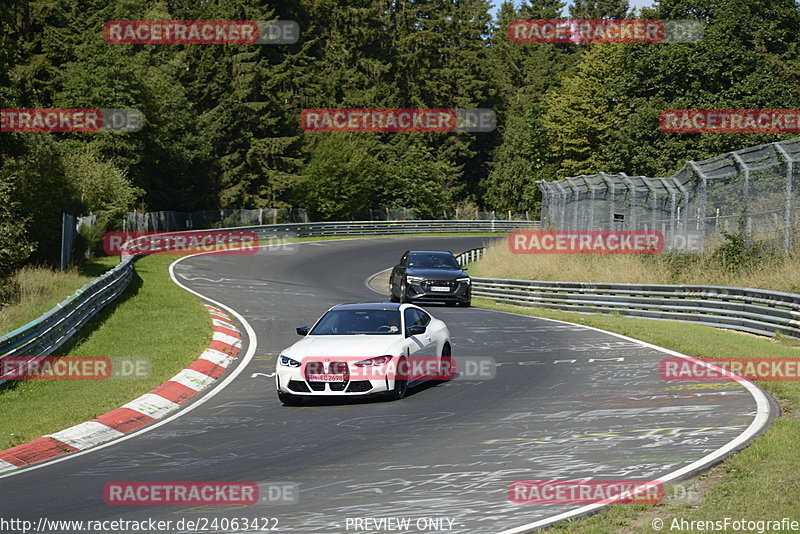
0 254 210 450
0 265 100 335
475 238 800 293
474 298 800 533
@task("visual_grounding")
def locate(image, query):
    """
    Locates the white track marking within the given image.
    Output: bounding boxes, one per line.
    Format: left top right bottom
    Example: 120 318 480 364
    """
167 368 216 391
47 422 125 450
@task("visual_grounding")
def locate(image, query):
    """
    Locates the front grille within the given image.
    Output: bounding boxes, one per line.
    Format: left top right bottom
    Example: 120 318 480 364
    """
422 280 457 291
288 380 310 392
304 359 349 391
346 380 373 393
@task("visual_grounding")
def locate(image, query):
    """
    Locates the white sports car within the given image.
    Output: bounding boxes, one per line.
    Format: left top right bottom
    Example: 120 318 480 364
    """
275 302 453 404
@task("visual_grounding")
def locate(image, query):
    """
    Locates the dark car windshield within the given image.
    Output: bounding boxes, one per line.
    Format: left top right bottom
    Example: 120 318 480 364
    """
310 309 402 335
408 253 459 269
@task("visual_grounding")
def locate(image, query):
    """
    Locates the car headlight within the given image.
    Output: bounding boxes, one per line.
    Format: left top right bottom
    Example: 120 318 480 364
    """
406 275 425 283
354 355 393 366
456 277 471 284
279 355 301 367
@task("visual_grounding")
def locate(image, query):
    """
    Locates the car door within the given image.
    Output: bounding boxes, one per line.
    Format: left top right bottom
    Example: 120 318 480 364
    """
403 308 437 380
391 251 409 295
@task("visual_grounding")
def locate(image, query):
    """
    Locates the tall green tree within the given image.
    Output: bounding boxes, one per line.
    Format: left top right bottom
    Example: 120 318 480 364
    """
297 134 382 220
569 0 630 19
485 0 578 210
543 43 627 178
604 0 800 177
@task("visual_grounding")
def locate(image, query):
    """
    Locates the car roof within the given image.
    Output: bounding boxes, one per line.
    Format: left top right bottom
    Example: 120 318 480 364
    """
407 250 454 255
330 302 404 311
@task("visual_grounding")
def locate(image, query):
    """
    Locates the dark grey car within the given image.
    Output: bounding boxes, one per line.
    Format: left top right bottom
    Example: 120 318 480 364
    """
389 250 471 307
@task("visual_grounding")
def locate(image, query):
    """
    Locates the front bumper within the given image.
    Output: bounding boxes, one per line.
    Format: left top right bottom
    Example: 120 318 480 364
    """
276 368 392 396
406 279 471 302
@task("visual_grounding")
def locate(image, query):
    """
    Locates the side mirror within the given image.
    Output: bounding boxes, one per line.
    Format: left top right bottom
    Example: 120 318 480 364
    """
296 326 309 336
461 266 469 271
406 325 426 337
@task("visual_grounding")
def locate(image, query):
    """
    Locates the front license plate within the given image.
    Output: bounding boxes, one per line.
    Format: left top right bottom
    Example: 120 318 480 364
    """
307 374 346 382
430 286 450 292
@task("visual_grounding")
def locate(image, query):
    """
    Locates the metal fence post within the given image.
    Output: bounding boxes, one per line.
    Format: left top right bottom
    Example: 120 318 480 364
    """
732 152 751 245
60 213 68 271
775 142 795 254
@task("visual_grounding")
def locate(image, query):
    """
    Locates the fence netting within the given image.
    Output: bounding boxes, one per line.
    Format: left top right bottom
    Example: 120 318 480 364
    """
538 138 800 252
121 208 310 232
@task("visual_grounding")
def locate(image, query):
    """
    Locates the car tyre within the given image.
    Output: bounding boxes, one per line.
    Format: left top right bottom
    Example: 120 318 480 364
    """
440 343 454 381
399 280 411 303
460 300 471 307
387 357 408 400
389 283 400 302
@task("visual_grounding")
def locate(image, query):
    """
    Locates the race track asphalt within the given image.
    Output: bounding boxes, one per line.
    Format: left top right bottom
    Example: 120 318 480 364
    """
1 236 773 533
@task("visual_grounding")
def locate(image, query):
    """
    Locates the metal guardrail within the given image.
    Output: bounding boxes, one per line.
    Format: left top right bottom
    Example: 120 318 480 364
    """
0 256 135 382
0 220 537 381
231 219 539 237
456 247 800 339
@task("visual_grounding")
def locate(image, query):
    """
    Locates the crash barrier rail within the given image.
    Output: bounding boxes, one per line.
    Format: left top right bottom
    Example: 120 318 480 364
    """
236 219 539 238
0 220 537 381
0 255 135 383
114 208 536 233
455 247 800 339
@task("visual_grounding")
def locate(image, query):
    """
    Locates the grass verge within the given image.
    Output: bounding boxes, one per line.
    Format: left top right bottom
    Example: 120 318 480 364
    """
0 254 210 450
474 298 800 533
475 236 800 293
0 266 98 335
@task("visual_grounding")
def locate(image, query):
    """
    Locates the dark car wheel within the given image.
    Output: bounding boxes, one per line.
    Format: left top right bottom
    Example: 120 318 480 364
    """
399 280 411 303
389 281 400 302
440 343 454 380
459 300 471 307
387 358 408 400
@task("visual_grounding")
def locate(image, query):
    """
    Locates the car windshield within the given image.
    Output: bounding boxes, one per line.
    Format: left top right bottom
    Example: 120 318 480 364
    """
310 309 402 335
408 253 459 269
